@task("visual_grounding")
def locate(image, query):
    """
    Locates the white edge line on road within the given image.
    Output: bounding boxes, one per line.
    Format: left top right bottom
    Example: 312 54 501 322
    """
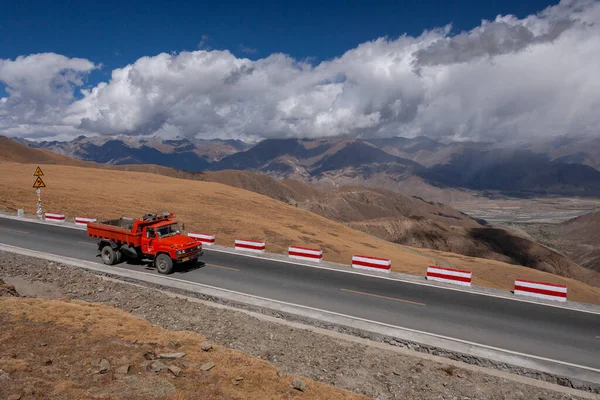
0 214 86 231
2 213 600 316
1 242 599 376
205 247 600 316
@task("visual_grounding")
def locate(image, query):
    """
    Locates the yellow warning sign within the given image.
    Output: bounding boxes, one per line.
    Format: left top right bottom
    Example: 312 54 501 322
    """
33 176 46 188
33 166 44 176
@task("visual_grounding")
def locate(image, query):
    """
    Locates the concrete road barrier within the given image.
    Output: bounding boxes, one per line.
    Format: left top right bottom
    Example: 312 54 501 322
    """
188 233 216 246
288 246 323 262
351 255 391 273
44 212 65 222
235 239 265 253
75 217 97 226
427 265 472 287
514 279 567 302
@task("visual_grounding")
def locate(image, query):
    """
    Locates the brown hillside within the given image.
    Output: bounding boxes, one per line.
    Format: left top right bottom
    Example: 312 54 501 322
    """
0 136 89 166
542 212 600 272
1 162 600 304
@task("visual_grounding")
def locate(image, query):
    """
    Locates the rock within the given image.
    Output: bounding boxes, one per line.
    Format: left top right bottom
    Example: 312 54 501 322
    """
149 360 166 373
291 378 307 392
44 359 53 366
182 362 199 368
97 359 110 374
168 341 181 349
158 352 186 359
232 377 245 385
143 351 157 360
168 365 182 377
115 365 131 375
200 361 215 371
8 394 22 400
277 370 288 378
40 343 47 347
200 341 213 352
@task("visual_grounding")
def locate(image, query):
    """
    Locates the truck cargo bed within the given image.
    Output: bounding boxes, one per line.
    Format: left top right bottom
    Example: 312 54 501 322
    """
101 217 135 230
87 217 142 247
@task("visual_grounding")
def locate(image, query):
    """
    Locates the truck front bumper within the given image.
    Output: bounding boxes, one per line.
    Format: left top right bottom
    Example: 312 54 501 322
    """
176 250 203 263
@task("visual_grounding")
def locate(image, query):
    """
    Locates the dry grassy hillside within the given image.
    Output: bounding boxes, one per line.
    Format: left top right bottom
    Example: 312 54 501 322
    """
516 211 600 273
2 162 600 304
0 136 89 166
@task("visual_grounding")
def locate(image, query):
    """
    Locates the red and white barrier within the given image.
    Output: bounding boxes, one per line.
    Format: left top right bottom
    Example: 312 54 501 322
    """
188 233 215 246
426 266 472 287
351 255 391 273
289 246 322 262
514 279 567 302
235 239 265 253
75 217 97 226
44 212 65 223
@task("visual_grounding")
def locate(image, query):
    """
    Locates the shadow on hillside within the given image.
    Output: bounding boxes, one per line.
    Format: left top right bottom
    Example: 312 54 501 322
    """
467 227 557 274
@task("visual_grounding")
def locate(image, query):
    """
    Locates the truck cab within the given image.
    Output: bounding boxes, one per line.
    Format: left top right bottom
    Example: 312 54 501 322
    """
142 220 202 265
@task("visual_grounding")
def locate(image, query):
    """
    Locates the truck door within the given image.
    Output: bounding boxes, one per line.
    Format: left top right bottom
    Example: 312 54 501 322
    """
143 227 156 254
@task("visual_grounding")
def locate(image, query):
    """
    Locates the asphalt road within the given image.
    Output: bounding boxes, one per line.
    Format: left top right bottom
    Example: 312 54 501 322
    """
1 216 599 370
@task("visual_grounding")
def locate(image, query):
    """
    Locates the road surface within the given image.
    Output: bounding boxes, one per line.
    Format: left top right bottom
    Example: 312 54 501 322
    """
0 216 599 371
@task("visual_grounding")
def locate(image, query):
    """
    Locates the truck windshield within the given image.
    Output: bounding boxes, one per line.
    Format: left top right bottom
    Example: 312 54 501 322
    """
156 223 180 238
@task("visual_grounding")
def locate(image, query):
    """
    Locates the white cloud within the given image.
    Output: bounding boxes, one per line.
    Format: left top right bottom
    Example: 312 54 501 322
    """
2 0 600 142
0 53 96 139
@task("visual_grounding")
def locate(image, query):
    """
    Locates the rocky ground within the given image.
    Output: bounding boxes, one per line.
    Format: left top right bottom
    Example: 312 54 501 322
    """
0 251 596 400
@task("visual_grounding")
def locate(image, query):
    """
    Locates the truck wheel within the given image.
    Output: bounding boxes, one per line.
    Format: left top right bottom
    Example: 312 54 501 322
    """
101 246 117 266
156 254 174 274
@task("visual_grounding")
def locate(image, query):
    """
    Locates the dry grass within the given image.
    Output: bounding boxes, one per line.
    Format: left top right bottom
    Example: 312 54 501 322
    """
2 162 600 304
0 296 365 399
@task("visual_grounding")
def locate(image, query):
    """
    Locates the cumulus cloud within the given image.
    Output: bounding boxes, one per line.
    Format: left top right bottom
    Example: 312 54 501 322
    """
0 53 96 138
2 0 600 141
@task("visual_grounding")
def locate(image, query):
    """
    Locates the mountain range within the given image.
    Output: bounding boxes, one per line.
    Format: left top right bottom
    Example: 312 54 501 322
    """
14 133 600 198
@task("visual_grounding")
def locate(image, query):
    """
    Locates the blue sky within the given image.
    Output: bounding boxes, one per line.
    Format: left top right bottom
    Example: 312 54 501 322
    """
2 0 556 85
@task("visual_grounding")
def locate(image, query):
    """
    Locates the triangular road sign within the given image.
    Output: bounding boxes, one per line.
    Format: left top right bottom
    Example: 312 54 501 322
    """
33 176 46 188
33 166 44 176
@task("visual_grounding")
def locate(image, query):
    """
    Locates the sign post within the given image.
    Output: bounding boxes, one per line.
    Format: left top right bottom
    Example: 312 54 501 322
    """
33 167 46 219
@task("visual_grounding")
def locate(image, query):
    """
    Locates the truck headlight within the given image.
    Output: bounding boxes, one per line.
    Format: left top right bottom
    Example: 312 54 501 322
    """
176 250 183 255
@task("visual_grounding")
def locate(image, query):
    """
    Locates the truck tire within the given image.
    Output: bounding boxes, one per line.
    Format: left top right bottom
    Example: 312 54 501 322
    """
156 254 174 274
101 246 117 266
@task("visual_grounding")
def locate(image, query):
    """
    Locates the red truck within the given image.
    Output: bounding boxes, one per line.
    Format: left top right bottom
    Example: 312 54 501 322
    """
87 212 203 274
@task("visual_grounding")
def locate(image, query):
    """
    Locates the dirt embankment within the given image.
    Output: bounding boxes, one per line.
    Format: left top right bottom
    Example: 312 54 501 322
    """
0 253 592 400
